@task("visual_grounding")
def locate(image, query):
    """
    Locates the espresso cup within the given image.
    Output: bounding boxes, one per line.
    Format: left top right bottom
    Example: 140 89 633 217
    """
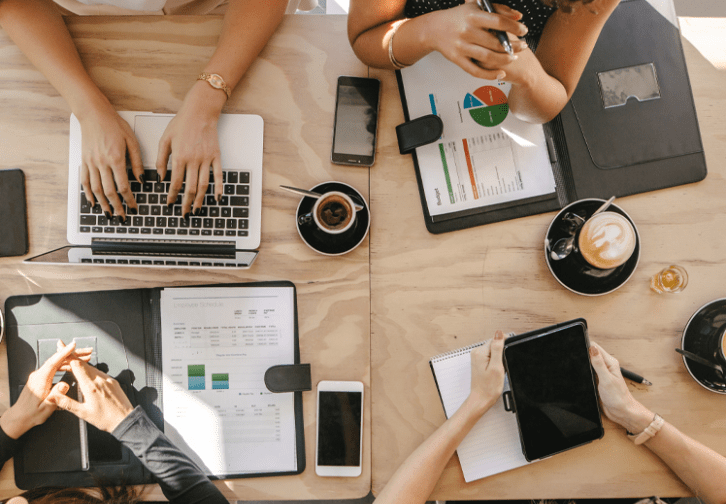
577 211 637 270
298 191 358 236
718 327 726 368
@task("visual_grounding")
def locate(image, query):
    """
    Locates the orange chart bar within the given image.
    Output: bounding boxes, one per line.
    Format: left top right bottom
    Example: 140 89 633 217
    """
461 139 479 199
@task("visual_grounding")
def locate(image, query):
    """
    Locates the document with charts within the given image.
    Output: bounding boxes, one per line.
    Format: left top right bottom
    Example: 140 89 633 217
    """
399 52 556 218
160 286 297 477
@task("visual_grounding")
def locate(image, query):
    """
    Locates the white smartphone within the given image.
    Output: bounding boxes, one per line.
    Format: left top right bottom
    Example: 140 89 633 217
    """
315 380 364 477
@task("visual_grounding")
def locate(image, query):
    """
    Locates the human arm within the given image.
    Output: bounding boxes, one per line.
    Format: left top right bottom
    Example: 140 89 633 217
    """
373 331 506 504
347 0 527 80
0 341 91 463
49 359 226 503
505 0 621 123
0 0 143 219
157 0 287 218
590 342 726 504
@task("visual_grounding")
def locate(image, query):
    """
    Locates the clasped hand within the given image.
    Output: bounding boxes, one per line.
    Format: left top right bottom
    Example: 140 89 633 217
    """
80 87 223 221
427 1 529 80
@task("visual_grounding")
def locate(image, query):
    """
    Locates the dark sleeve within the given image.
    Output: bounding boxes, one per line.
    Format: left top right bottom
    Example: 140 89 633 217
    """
0 425 20 466
111 407 228 504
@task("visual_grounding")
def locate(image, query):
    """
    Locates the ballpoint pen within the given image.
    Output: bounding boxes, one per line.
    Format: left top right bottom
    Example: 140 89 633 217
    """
620 367 652 386
476 0 514 56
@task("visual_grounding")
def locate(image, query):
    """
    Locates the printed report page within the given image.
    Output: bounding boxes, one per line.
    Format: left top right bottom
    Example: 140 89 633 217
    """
160 286 297 476
400 52 556 218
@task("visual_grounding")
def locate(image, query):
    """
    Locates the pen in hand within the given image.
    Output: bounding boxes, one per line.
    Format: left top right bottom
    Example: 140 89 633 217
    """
620 367 652 386
476 0 514 56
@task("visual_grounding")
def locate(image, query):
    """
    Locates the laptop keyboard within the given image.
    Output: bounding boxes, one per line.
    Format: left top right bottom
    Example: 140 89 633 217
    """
78 169 251 238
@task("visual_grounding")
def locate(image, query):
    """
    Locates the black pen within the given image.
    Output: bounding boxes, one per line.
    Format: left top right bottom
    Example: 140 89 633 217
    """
476 0 514 56
620 367 652 386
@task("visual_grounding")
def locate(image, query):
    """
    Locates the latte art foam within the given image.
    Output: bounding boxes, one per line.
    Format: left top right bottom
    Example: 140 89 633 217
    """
578 212 636 269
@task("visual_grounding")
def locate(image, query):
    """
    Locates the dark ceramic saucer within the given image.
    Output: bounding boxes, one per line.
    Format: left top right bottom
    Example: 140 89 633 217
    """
544 199 640 296
296 182 370 256
681 299 726 394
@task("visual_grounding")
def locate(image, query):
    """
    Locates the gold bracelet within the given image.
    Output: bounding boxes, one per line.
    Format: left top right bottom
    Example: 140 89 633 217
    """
388 20 410 70
197 73 231 98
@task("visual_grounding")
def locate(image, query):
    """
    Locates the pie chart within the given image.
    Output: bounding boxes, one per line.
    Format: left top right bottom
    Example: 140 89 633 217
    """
463 86 509 127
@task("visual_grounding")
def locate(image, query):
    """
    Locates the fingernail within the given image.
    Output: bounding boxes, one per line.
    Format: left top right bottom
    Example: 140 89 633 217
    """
157 174 162 183
128 207 138 215
105 211 112 219
138 174 145 184
497 71 506 80
216 194 221 202
495 331 504 340
590 346 598 357
183 212 190 220
120 215 126 224
193 208 200 216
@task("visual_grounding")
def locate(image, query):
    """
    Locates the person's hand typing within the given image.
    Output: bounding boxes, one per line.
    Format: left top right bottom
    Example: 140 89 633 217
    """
0 341 92 439
49 358 134 433
79 101 143 221
466 330 506 416
589 342 654 434
156 81 226 219
424 1 528 80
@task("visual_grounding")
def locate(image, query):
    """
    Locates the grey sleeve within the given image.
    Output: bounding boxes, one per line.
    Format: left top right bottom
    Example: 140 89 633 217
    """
112 406 228 504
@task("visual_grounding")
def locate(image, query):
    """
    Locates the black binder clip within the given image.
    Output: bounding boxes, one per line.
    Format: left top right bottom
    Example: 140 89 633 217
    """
264 363 312 393
396 114 444 155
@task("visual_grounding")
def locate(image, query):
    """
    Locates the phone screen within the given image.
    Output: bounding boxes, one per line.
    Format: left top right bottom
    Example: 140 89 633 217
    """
504 322 603 461
332 77 380 166
317 391 363 466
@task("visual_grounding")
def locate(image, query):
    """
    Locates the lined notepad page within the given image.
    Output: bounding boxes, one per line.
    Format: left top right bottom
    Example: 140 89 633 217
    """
431 342 530 482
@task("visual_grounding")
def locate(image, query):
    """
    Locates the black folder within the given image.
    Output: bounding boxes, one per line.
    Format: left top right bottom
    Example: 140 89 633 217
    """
396 0 706 234
4 281 309 489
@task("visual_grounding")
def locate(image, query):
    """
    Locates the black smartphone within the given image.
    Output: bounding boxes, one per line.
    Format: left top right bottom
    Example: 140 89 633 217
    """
0 168 29 257
315 380 364 477
331 76 380 167
503 319 604 462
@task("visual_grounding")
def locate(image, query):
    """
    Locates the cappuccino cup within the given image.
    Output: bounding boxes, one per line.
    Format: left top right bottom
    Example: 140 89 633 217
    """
577 211 636 270
299 191 358 236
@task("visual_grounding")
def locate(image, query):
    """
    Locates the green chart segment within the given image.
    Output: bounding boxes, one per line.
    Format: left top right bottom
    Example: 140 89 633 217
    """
463 86 509 127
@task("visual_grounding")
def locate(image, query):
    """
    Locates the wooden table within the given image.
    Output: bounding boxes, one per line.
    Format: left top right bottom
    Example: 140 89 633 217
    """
0 15 371 501
369 33 726 500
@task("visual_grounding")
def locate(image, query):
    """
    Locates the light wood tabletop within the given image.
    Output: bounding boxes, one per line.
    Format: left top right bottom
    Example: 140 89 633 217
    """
0 14 371 501
368 29 726 500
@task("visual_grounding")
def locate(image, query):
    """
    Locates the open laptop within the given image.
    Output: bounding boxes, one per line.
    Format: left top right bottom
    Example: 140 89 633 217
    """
26 111 262 269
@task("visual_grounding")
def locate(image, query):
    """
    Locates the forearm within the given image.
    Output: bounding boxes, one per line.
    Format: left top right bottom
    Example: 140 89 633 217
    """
190 0 287 116
0 0 109 118
349 15 434 70
374 397 485 504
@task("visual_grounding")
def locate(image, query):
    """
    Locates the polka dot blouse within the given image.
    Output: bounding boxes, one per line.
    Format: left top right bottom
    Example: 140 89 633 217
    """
404 0 557 42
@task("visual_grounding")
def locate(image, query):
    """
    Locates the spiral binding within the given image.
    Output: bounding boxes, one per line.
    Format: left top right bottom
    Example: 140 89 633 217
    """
430 332 516 363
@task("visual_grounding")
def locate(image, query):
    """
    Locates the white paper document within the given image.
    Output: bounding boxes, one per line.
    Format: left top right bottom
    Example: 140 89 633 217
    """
431 342 530 482
400 52 556 218
160 286 297 476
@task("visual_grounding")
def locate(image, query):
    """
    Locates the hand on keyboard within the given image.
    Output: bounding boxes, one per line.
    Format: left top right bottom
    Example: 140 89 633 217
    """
79 106 143 221
154 90 225 219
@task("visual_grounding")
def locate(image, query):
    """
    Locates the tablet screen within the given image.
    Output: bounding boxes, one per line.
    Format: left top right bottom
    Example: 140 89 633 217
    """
504 322 603 461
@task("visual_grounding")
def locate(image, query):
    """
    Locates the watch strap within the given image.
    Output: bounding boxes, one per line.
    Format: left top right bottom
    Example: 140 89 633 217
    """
627 413 664 445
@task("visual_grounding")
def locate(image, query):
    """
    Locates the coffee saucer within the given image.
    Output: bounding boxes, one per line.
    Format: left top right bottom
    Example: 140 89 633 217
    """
296 182 370 256
681 299 726 394
544 199 640 296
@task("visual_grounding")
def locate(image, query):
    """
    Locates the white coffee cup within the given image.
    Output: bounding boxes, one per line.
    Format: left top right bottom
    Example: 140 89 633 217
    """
577 211 637 269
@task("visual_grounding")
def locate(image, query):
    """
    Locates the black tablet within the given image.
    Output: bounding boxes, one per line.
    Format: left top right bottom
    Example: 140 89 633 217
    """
503 319 603 462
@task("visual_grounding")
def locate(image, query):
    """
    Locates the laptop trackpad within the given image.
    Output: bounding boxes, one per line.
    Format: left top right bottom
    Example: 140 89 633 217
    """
133 115 173 168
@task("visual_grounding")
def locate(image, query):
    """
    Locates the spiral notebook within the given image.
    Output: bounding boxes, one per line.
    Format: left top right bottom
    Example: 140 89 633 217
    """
430 341 530 482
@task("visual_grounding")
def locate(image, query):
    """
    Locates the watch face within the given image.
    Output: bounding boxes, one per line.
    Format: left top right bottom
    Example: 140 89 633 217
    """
209 74 224 89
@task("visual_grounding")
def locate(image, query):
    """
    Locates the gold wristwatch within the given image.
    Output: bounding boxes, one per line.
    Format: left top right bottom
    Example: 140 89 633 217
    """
197 73 231 98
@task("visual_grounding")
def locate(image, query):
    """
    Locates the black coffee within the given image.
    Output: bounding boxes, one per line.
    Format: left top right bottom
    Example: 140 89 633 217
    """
316 195 352 231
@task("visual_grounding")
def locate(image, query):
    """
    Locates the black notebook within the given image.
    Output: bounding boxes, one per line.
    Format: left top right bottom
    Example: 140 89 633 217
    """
396 0 706 233
4 281 309 489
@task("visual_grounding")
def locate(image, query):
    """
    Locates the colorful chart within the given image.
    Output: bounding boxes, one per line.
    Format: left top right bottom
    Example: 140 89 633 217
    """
212 373 229 390
188 364 206 390
463 86 509 127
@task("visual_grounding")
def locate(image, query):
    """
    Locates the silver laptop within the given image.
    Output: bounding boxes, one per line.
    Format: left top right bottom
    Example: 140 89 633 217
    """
26 111 262 269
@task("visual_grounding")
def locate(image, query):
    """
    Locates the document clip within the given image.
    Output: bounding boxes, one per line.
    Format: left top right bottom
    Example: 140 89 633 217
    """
597 63 661 109
502 390 516 413
396 114 444 155
264 363 312 393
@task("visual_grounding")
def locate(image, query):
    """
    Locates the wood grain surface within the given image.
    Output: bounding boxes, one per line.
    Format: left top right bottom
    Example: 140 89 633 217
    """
369 37 726 499
0 15 371 501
